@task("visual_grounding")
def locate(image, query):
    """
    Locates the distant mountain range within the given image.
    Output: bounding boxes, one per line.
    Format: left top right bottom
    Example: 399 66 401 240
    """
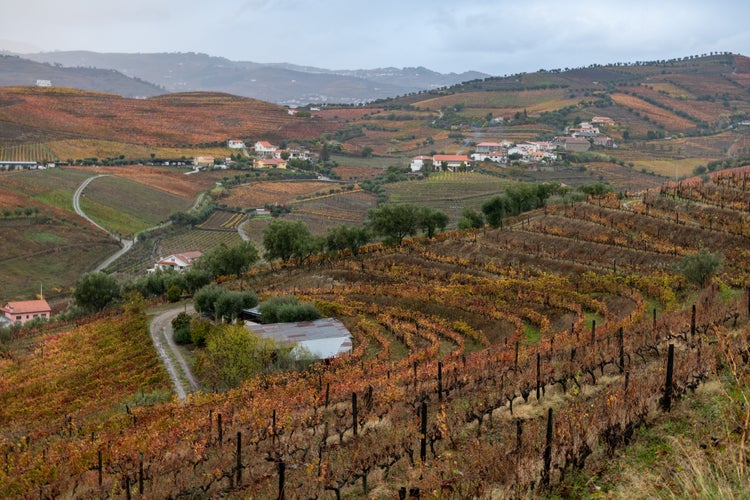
1 51 489 105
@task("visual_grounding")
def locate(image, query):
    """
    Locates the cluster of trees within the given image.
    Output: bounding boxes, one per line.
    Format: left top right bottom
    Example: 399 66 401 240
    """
367 203 449 245
194 323 313 389
261 219 370 264
193 284 258 322
257 296 321 323
481 183 559 228
2 206 39 218
169 200 215 227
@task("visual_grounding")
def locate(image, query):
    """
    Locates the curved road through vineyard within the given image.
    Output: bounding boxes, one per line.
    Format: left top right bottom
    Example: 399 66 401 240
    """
72 174 134 271
73 175 203 400
149 304 201 400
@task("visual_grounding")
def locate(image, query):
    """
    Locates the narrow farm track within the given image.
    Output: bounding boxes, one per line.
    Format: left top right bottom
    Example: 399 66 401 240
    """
149 304 200 400
72 174 135 271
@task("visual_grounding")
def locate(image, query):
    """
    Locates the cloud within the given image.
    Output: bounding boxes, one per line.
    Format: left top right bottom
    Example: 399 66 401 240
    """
0 0 749 73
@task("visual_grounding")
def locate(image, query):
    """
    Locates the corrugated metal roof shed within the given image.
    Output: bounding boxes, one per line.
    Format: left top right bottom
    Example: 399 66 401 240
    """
247 318 352 360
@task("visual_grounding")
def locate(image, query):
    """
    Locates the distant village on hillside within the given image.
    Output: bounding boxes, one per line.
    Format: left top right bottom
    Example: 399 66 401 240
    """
409 116 617 173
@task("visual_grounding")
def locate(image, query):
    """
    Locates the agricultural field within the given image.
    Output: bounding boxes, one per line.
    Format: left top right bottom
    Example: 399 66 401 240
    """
0 142 57 162
291 189 377 225
0 218 119 300
198 209 247 231
47 139 232 164
611 92 697 131
157 228 243 259
68 164 216 198
78 175 192 236
0 87 341 148
0 306 169 453
222 180 335 208
385 171 512 223
630 158 708 179
331 163 384 181
0 168 94 215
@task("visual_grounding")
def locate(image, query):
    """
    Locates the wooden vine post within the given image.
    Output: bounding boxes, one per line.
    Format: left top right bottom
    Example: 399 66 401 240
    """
542 408 553 487
660 344 675 412
420 401 427 463
352 392 358 437
691 304 696 340
437 361 443 402
618 327 625 373
536 352 541 401
236 431 242 486
278 460 285 500
218 413 223 446
138 452 144 495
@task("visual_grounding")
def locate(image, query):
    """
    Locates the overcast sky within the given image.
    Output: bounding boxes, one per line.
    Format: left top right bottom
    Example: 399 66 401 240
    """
1 0 748 75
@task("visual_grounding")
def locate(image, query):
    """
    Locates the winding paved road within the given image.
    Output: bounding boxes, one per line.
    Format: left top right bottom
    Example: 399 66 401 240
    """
149 305 201 400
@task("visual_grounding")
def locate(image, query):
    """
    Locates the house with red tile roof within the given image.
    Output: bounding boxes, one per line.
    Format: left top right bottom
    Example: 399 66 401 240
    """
152 251 203 273
1 299 51 325
433 154 473 172
254 141 278 158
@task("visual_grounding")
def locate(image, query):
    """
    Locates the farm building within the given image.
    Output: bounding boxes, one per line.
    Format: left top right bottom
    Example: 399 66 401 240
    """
591 116 615 126
254 158 287 169
0 161 38 171
553 136 591 152
150 251 202 273
247 318 353 360
432 154 473 172
193 156 215 167
1 299 51 325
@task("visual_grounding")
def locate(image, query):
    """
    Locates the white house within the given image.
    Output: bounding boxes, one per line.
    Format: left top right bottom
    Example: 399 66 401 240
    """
151 251 202 273
227 139 246 149
254 141 278 157
567 122 600 137
410 155 432 172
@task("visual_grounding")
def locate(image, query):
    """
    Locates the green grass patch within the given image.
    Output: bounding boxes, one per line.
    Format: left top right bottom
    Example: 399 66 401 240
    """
583 311 604 331
25 231 67 244
524 323 541 343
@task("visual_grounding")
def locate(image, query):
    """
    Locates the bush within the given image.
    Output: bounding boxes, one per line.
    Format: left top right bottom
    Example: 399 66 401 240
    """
193 284 258 321
167 284 182 303
172 312 192 344
190 317 212 347
258 296 321 323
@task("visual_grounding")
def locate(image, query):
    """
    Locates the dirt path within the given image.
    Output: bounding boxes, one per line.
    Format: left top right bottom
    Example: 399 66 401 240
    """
149 304 200 400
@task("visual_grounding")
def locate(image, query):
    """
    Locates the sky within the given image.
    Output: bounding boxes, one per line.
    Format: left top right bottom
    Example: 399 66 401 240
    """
1 0 749 75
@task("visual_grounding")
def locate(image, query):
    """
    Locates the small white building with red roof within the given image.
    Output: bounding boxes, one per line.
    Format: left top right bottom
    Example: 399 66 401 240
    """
1 299 51 325
152 251 203 273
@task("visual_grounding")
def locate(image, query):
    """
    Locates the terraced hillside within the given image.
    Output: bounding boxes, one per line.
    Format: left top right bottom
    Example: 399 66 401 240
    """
3 166 750 497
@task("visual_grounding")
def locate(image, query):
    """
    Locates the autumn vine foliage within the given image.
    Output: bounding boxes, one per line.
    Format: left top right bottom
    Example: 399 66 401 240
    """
3 169 750 496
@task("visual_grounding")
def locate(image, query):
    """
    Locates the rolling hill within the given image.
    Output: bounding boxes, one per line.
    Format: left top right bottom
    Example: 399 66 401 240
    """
0 54 164 98
0 87 339 148
20 51 488 105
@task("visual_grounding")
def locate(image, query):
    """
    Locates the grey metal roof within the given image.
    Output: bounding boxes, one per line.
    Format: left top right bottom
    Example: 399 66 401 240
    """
247 317 352 359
